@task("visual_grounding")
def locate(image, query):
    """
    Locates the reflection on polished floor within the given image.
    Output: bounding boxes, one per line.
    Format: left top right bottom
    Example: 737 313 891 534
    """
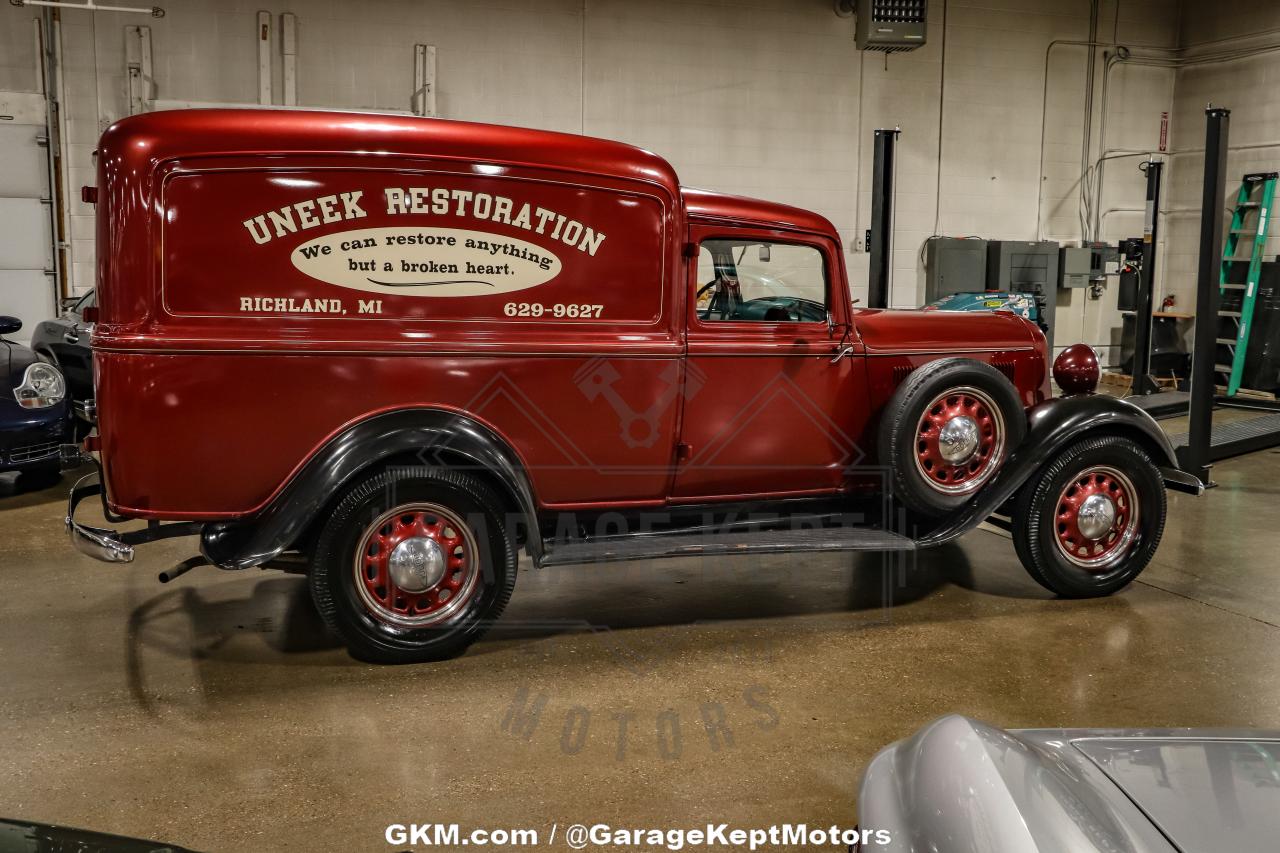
1 447 1278 851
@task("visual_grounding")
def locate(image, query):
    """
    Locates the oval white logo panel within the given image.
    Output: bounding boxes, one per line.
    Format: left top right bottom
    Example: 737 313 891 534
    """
290 226 562 297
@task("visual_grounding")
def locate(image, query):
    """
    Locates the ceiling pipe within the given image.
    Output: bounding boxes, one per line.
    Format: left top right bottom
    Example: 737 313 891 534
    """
9 0 163 15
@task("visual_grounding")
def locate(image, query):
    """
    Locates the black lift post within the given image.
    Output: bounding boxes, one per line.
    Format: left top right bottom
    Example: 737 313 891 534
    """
1170 106 1280 484
1178 107 1230 485
867 127 900 310
1130 159 1163 396
1121 157 1195 421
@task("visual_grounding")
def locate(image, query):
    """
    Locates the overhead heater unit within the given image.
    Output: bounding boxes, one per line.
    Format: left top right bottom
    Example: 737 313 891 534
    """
854 0 927 53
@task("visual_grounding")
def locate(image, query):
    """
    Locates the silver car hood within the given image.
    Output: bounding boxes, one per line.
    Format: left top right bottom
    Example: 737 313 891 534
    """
858 715 1280 853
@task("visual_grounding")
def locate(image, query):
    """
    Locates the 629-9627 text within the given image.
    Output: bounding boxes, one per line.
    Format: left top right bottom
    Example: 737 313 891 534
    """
504 302 603 319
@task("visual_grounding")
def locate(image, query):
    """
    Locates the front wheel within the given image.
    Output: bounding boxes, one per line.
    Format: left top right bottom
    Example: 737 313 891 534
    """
879 358 1027 517
309 466 517 663
1011 435 1166 597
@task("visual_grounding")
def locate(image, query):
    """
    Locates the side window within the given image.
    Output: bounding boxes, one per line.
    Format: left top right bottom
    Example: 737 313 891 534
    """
694 238 827 323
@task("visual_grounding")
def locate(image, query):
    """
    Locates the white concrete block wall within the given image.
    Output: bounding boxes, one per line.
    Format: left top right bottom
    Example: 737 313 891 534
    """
1163 3 1280 315
0 13 41 95
581 0 863 302
0 0 1180 339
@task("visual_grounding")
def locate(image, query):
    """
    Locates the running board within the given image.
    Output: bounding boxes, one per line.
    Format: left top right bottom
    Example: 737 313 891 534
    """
539 526 915 568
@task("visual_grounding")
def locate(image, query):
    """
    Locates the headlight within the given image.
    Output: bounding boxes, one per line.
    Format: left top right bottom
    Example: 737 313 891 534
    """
13 362 66 409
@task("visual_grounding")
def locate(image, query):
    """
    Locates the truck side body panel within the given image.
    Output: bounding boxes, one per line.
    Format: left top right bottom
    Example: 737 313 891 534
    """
95 111 685 518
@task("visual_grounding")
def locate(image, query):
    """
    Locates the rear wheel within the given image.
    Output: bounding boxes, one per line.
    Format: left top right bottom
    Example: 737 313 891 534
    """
309 466 517 663
1011 435 1166 597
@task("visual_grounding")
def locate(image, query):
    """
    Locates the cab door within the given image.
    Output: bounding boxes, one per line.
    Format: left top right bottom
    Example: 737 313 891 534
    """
670 224 869 500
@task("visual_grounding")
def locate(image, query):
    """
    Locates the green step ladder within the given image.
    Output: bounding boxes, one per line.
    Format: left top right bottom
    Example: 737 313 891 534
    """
1216 172 1277 396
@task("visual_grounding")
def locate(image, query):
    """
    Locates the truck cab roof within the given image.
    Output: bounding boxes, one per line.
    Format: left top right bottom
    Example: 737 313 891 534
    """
681 186 839 236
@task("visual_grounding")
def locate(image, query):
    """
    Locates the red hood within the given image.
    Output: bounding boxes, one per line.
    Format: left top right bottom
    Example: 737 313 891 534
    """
852 308 1043 353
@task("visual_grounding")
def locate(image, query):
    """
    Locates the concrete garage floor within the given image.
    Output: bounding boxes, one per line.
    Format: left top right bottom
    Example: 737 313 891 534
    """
2 444 1280 851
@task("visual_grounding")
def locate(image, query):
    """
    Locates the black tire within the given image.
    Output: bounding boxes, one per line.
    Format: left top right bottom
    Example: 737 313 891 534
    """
309 466 517 663
878 358 1026 516
1011 435 1166 597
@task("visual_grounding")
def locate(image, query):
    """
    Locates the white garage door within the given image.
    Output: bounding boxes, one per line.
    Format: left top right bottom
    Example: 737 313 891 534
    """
0 94 57 347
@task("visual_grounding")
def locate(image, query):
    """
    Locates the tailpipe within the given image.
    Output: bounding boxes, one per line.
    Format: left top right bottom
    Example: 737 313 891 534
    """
159 555 209 584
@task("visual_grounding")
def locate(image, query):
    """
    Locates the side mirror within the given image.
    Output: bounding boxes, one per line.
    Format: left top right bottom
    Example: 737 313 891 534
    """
0 316 21 336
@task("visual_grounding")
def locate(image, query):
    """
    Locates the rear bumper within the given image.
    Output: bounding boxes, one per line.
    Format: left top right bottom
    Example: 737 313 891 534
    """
66 475 134 562
66 471 203 564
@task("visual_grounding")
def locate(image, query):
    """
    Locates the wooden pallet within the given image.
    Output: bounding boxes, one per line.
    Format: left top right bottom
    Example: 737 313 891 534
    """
1100 372 1275 399
1100 372 1179 395
1215 384 1277 400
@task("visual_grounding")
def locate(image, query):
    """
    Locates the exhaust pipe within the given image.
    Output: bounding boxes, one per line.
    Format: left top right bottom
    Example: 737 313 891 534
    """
158 555 208 584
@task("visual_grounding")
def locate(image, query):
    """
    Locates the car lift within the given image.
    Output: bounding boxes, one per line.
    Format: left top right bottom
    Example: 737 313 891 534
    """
1122 156 1198 420
867 127 900 310
1167 107 1280 486
1128 158 1165 398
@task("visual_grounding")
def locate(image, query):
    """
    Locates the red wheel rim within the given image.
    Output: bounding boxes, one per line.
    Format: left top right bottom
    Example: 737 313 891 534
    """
913 385 1006 495
352 502 480 628
1053 466 1140 571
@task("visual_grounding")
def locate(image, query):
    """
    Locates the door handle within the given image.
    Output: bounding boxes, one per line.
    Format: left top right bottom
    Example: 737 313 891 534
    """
830 345 854 364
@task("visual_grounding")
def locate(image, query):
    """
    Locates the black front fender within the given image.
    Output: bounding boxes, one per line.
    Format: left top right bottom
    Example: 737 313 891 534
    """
916 393 1187 548
201 409 540 570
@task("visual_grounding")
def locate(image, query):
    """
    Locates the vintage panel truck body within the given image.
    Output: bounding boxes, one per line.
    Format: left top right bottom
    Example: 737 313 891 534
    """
66 110 1197 662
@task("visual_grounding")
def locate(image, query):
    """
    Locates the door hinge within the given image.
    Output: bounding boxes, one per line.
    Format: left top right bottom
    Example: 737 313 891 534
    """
683 242 698 259
675 442 693 462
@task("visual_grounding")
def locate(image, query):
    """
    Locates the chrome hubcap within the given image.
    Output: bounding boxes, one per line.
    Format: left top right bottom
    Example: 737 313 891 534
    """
1077 494 1117 541
354 502 479 628
914 386 1006 496
938 416 980 464
388 536 446 593
1054 466 1139 571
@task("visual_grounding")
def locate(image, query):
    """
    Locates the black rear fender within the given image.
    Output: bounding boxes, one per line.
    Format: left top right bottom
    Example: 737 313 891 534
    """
200 409 539 570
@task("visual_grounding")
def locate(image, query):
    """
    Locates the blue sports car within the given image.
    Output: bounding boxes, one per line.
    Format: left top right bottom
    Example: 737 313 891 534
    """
0 315 71 476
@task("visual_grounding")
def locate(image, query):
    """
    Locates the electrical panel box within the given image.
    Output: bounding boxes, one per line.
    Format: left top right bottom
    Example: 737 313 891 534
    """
856 0 928 53
987 240 1060 345
1060 246 1103 288
924 237 988 303
1060 248 1092 289
987 240 1060 292
1060 243 1119 289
